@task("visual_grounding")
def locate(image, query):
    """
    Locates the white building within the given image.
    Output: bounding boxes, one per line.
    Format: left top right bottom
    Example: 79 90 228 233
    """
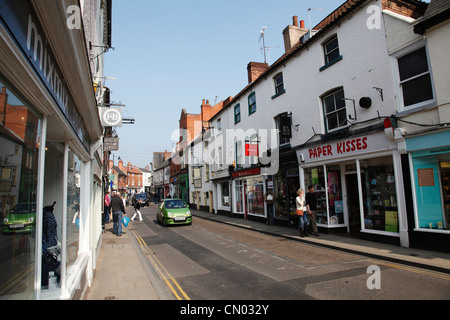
0 0 112 299
205 0 435 249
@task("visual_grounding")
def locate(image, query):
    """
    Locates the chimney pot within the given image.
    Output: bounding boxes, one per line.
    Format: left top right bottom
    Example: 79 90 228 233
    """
300 20 305 28
293 16 299 26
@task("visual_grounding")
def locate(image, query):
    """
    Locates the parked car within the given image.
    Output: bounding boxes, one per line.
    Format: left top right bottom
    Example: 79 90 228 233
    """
2 203 36 234
157 199 192 226
132 193 149 207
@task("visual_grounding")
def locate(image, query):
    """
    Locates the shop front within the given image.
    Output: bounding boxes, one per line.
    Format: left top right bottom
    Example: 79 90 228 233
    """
297 131 408 246
405 130 450 252
269 150 299 227
231 167 266 222
0 0 104 299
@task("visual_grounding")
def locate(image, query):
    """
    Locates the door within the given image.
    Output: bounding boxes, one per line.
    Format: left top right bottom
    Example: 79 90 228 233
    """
345 173 361 233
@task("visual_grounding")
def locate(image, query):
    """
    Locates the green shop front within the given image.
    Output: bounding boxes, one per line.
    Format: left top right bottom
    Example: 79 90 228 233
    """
405 130 450 252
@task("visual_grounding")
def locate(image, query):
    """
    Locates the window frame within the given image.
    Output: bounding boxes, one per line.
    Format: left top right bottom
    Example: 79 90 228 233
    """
234 104 241 124
320 34 343 71
271 73 285 99
395 45 435 111
248 92 256 115
322 88 348 133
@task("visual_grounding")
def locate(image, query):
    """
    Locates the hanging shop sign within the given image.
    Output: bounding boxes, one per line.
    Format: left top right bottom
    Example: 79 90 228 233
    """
104 137 119 151
279 116 292 139
100 108 123 127
245 143 259 157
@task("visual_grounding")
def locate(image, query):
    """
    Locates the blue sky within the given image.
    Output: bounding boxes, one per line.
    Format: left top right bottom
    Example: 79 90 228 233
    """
104 0 425 168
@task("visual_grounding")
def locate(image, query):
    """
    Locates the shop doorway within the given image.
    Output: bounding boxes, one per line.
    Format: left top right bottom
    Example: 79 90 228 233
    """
345 173 362 234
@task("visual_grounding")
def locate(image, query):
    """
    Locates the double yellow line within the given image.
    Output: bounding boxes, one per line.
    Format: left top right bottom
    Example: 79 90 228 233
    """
131 224 190 300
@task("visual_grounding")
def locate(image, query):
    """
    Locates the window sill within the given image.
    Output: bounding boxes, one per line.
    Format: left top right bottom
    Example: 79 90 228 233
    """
319 55 343 72
271 89 286 100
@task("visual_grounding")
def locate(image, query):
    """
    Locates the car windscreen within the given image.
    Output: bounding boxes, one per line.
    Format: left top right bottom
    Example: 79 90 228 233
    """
164 200 187 209
11 204 36 214
136 194 146 199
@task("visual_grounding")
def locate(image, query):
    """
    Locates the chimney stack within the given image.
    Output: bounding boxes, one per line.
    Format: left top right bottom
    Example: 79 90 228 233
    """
247 62 269 84
282 16 308 53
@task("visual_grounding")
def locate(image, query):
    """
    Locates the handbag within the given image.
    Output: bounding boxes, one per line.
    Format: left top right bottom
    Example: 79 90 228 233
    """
122 216 130 227
296 209 304 216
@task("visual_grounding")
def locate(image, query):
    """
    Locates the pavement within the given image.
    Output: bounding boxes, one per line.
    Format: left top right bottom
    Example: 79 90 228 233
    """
84 204 450 300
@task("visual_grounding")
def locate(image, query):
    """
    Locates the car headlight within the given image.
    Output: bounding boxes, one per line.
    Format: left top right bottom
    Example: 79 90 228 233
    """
167 212 173 217
28 217 35 223
186 211 191 216
3 218 8 224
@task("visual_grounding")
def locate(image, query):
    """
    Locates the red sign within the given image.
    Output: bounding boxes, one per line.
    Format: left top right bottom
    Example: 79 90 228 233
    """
245 143 259 156
231 167 261 178
308 137 368 160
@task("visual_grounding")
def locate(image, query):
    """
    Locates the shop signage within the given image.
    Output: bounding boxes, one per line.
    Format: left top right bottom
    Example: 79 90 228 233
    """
245 143 259 156
100 108 123 127
104 137 119 151
231 167 260 178
0 0 88 147
299 132 390 163
279 116 292 138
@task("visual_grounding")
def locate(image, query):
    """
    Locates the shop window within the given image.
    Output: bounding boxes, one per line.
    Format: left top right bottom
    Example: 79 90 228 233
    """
322 88 347 132
397 47 434 108
304 165 343 226
220 182 229 207
412 153 450 231
247 177 264 216
360 156 398 233
0 81 42 299
42 142 64 291
235 180 245 213
66 150 80 273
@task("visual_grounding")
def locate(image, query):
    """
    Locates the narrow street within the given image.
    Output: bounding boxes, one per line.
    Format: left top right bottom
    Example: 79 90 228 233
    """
128 205 450 301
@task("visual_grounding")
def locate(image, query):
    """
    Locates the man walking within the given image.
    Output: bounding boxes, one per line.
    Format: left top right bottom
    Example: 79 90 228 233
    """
131 199 143 221
306 185 320 236
109 191 126 236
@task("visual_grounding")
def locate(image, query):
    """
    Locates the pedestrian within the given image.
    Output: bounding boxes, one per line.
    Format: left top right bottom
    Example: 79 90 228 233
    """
104 191 110 223
131 199 143 221
306 185 320 236
109 191 127 236
296 188 309 237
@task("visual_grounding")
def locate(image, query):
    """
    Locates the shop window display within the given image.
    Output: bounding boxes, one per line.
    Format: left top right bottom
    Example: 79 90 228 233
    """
360 156 398 232
0 81 42 299
220 182 229 207
412 153 450 231
66 150 80 274
304 165 343 226
247 177 264 216
235 180 244 213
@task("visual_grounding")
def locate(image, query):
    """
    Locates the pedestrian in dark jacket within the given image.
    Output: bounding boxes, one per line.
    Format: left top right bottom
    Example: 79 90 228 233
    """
109 192 126 236
131 199 143 221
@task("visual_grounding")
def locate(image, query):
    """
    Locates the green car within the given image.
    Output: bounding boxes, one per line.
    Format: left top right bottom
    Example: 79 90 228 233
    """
2 203 36 234
157 199 192 226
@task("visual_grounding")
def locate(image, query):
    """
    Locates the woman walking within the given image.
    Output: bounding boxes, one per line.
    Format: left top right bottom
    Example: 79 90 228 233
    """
296 188 309 237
